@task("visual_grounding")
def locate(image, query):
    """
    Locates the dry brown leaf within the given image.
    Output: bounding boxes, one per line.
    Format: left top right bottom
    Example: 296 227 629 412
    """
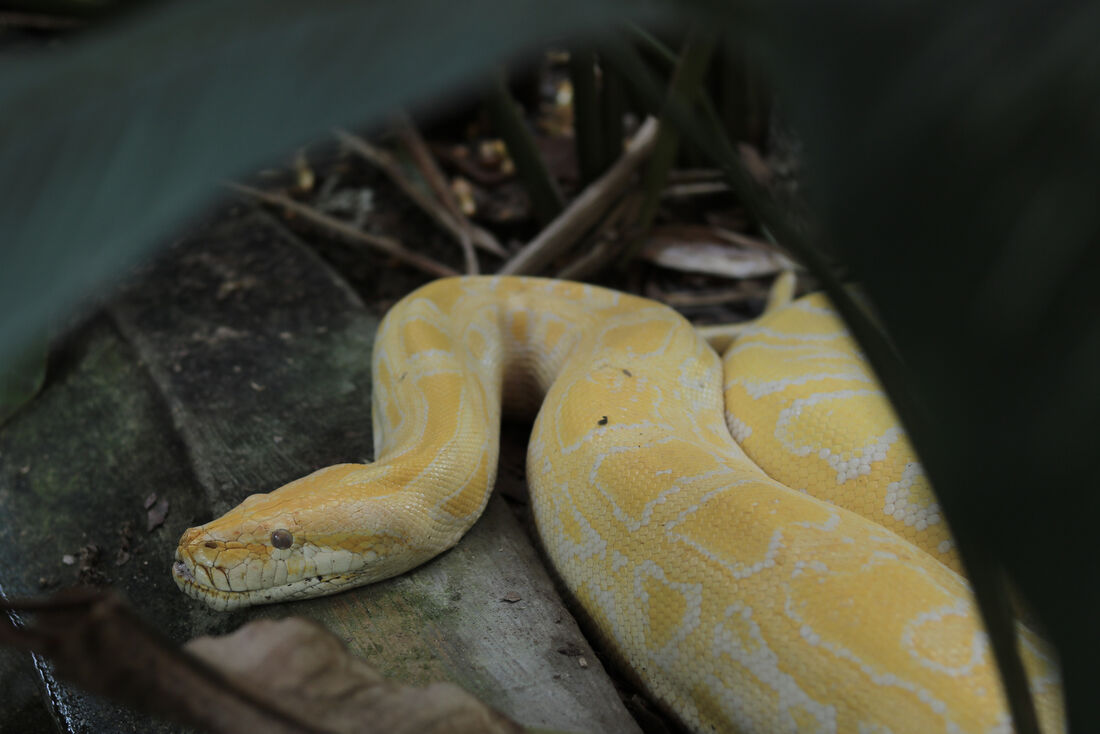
641 225 796 279
0 590 322 734
0 590 523 734
146 495 169 531
187 618 524 734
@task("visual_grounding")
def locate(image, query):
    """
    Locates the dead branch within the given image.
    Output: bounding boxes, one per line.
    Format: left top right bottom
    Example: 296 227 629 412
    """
499 117 659 276
228 182 458 278
390 114 507 259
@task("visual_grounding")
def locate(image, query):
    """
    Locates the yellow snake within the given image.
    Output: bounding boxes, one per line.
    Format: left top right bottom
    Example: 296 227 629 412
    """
174 275 1063 733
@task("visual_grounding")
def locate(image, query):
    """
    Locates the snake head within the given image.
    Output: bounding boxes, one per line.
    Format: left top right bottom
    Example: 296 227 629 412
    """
173 463 424 610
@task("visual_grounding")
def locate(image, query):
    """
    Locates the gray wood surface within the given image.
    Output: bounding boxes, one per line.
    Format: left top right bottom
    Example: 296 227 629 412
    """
0 210 641 734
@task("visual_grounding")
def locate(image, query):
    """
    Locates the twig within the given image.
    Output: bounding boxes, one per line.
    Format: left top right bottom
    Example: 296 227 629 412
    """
556 191 643 280
661 181 730 198
500 117 659 276
227 182 459 278
668 168 725 182
555 239 617 281
669 287 766 308
390 115 507 258
335 129 480 273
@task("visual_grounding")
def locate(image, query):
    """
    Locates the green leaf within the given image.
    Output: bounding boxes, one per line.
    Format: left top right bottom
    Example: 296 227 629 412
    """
626 26 718 260
0 336 48 426
486 67 566 225
568 47 605 186
763 1 1100 731
0 0 666 365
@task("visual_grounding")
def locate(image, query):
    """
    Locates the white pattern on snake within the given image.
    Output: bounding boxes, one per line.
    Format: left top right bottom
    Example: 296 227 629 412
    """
173 276 1063 733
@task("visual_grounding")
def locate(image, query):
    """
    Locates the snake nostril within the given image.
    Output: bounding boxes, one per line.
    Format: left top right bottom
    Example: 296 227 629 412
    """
204 541 217 549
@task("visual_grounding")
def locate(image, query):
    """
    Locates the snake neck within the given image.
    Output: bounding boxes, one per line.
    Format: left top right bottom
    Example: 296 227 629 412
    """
365 277 623 550
174 275 705 607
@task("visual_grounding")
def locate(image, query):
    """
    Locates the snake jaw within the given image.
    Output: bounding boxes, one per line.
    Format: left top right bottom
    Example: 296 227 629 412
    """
172 511 425 611
172 537 348 611
173 532 434 611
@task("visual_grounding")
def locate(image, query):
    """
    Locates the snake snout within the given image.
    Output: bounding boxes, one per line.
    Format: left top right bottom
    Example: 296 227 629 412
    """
172 559 195 583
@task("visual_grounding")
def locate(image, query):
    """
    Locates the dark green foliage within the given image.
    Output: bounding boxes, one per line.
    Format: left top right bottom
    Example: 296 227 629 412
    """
486 68 566 224
0 0 664 367
0 336 47 427
761 3 1100 731
569 47 605 186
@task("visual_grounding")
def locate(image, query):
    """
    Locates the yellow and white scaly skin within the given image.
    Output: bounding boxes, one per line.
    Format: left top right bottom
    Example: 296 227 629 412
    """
174 276 1064 733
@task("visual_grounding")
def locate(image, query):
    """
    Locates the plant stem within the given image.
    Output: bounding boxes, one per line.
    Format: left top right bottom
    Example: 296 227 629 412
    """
486 67 565 225
620 27 718 264
569 47 604 187
599 56 626 172
605 30 1043 734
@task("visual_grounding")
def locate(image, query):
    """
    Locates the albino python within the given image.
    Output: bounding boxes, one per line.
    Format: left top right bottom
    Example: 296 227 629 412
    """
174 275 1063 733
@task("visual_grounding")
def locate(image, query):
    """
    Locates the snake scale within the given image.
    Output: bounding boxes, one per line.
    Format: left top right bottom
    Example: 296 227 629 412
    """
174 275 1063 733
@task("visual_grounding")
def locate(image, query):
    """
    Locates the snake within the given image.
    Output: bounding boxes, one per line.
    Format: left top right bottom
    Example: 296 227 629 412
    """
173 275 1063 733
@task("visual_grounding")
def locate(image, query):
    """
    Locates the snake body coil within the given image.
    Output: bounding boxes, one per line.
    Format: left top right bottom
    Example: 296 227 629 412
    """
174 276 1062 733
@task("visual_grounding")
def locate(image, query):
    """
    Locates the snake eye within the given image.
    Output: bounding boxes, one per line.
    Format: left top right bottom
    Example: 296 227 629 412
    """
271 528 293 549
